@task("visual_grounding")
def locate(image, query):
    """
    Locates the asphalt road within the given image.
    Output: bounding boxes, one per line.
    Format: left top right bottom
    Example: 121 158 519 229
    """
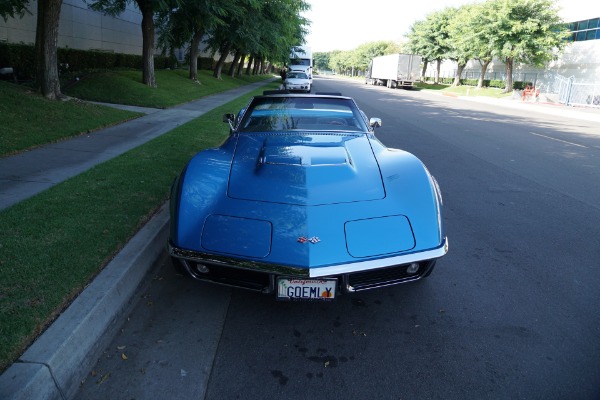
75 76 600 400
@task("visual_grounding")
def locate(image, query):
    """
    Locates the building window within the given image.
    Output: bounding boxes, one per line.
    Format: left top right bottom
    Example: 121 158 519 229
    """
568 17 600 42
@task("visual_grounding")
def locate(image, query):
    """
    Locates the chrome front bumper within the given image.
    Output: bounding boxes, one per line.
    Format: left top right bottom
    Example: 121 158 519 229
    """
168 238 448 294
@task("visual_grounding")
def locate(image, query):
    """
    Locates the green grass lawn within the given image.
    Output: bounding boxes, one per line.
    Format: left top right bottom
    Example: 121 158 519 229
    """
338 75 512 98
0 81 141 157
63 69 271 108
1 69 274 157
415 82 512 98
0 72 278 372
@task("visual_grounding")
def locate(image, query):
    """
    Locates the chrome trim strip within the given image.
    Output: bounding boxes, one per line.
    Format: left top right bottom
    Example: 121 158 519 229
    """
344 274 423 293
308 238 448 277
168 237 448 279
168 242 309 277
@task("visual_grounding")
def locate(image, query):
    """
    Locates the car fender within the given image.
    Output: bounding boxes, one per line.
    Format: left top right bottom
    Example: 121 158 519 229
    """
170 137 236 248
369 136 445 249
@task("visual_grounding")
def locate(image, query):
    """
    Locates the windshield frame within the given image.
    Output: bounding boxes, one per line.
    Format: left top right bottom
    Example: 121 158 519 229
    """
236 95 370 134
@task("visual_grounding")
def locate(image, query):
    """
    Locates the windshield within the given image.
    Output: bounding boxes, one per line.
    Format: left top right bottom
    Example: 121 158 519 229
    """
287 72 308 79
238 96 368 133
290 59 311 66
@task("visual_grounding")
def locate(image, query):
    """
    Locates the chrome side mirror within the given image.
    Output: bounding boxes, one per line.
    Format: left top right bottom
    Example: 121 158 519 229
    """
370 117 382 128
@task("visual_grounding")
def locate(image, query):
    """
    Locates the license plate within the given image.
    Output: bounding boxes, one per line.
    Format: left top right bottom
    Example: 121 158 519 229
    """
277 277 337 301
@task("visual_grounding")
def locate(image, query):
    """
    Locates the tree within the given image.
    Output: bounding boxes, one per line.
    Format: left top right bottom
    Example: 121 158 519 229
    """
0 0 30 19
459 2 497 88
204 0 261 79
426 8 456 84
488 0 569 92
328 50 354 75
1 0 64 100
354 41 399 72
205 0 309 79
447 4 478 86
313 52 330 72
406 9 456 84
89 0 167 87
406 20 431 79
261 0 310 67
156 0 230 81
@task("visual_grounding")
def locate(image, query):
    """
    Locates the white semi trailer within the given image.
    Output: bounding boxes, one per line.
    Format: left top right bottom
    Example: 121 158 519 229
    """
289 46 313 83
365 54 422 89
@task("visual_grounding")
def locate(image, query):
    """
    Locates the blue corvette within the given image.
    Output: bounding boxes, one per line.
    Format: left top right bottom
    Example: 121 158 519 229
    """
168 91 448 300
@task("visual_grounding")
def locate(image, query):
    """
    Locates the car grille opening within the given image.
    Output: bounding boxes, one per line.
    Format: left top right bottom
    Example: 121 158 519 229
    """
184 261 272 292
345 260 436 292
177 258 437 295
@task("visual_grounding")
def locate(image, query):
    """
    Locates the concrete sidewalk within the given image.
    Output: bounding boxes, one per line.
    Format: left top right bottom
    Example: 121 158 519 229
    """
0 78 276 400
458 94 600 124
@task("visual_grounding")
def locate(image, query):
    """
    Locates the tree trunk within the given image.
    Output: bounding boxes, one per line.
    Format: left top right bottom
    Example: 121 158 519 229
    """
35 0 63 100
245 56 254 75
504 57 514 93
420 57 428 81
477 59 491 88
189 29 203 81
452 62 466 86
435 59 441 84
138 1 156 87
228 51 241 77
252 57 261 75
213 42 231 79
236 54 246 76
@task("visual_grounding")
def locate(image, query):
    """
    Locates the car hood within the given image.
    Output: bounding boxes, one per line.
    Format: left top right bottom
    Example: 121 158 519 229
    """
227 133 385 205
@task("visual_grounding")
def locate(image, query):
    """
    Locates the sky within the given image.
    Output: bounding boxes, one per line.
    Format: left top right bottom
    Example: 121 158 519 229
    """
302 0 600 53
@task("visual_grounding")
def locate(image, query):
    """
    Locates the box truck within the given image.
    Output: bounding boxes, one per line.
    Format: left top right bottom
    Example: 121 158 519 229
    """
365 54 422 89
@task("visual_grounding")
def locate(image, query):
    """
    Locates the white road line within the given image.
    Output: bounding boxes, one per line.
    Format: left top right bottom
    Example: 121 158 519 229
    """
529 132 588 148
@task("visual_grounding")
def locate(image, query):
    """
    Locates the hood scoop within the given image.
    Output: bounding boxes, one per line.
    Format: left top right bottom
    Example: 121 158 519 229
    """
228 134 385 206
260 143 349 166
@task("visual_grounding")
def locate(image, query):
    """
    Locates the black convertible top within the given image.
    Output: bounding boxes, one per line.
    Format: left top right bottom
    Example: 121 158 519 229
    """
262 89 345 97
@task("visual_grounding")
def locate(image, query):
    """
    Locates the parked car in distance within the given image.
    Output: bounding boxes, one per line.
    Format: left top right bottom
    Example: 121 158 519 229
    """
169 91 448 301
283 71 311 93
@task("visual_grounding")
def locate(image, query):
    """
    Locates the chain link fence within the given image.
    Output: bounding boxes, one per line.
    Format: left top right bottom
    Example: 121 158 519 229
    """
554 76 600 107
425 67 600 108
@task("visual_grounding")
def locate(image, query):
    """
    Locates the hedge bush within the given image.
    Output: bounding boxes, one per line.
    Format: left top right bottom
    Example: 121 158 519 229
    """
425 76 535 91
0 43 178 80
0 43 36 80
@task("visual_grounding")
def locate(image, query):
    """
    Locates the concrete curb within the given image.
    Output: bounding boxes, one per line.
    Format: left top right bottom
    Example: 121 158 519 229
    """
0 204 170 400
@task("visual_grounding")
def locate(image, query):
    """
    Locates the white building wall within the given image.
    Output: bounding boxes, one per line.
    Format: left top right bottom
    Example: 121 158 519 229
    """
427 39 600 85
0 0 144 55
547 40 600 81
